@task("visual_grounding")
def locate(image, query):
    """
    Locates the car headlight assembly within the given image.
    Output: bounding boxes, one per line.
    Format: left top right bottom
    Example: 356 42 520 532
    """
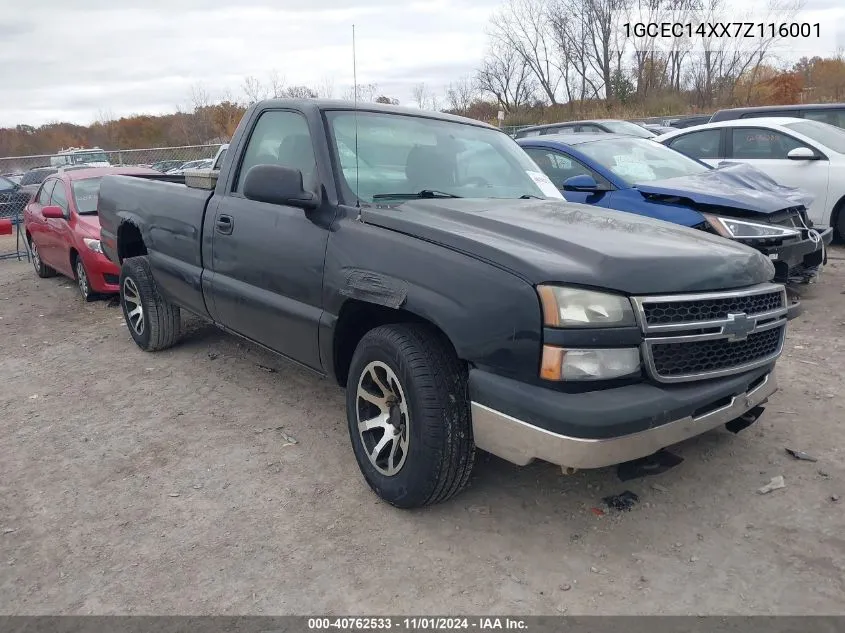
537 285 636 328
541 346 641 381
703 214 800 241
82 238 103 253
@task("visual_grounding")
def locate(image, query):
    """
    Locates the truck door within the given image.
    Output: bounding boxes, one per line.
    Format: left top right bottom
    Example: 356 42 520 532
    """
208 109 329 371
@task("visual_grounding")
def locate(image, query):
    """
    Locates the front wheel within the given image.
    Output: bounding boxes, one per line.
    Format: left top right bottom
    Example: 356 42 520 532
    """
75 257 96 302
119 255 181 351
345 323 475 508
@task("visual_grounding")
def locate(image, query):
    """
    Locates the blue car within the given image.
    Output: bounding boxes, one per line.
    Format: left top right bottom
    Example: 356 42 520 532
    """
517 134 833 283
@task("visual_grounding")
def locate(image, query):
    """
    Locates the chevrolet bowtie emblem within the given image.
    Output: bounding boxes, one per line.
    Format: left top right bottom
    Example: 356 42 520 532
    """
724 312 755 341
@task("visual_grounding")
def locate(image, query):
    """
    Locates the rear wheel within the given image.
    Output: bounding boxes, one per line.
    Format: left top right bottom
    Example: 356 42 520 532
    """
119 255 181 351
29 237 55 278
345 323 475 508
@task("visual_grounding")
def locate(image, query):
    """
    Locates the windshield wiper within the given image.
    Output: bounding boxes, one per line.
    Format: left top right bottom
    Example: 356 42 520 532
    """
372 190 462 200
519 194 543 199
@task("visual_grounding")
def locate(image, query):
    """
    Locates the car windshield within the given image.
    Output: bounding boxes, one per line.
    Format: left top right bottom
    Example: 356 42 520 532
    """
20 169 55 185
601 121 655 138
72 177 102 214
783 120 845 154
576 137 710 185
0 176 15 190
74 151 109 164
325 110 563 203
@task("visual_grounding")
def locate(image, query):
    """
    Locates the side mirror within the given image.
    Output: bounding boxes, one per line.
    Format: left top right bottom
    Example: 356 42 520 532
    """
41 205 65 219
243 164 318 210
562 174 602 192
787 147 819 161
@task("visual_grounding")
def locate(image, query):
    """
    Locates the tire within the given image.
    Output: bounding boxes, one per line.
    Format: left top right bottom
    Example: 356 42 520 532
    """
119 255 181 351
29 236 55 278
345 323 475 508
74 256 96 302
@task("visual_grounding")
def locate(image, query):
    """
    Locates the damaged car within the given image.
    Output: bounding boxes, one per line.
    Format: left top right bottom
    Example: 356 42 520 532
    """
519 134 832 283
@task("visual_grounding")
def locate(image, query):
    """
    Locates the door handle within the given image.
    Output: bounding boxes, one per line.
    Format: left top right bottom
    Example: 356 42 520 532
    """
215 214 233 235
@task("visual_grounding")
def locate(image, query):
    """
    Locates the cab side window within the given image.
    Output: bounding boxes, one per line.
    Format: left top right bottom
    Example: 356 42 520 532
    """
50 181 69 216
730 128 802 159
235 111 316 193
36 180 56 205
668 129 722 159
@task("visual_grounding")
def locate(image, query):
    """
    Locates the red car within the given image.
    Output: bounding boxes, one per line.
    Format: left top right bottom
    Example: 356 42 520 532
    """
23 166 158 300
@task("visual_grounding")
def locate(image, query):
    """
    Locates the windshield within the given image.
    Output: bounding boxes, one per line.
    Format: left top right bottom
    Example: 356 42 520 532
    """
601 121 655 138
72 177 102 214
73 151 109 164
0 176 16 190
21 169 55 185
325 110 563 203
783 120 845 154
576 137 710 185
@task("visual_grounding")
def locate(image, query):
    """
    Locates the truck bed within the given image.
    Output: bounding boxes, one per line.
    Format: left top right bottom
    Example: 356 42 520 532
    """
98 173 216 318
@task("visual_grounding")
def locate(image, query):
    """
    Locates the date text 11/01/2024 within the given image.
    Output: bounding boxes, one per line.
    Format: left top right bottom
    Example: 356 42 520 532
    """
624 21 820 39
306 617 528 630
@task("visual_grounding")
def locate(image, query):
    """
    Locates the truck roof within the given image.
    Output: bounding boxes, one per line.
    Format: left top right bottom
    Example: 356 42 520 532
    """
256 98 498 130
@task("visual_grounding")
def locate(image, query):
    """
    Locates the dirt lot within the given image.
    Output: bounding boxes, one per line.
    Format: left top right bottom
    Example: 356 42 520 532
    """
0 233 843 615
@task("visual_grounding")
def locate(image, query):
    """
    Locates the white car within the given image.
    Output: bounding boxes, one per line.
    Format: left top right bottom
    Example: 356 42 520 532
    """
656 117 845 235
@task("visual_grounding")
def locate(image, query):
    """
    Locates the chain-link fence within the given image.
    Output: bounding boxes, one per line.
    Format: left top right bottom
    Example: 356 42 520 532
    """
0 144 224 176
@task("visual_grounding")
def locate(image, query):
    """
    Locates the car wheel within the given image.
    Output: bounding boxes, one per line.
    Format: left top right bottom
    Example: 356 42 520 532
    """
119 255 181 351
29 237 55 278
345 323 475 508
75 257 96 302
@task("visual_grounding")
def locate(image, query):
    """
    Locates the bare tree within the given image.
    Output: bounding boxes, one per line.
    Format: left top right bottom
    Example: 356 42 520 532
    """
282 85 319 99
317 75 335 99
476 46 538 111
241 76 268 105
268 69 285 98
446 76 478 111
342 82 380 102
489 0 561 104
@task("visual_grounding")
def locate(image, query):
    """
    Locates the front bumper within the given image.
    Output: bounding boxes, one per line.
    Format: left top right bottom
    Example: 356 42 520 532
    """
82 251 121 293
756 226 833 282
469 367 777 470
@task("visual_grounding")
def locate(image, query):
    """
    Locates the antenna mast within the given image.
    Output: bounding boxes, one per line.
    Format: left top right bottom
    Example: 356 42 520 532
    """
353 24 360 209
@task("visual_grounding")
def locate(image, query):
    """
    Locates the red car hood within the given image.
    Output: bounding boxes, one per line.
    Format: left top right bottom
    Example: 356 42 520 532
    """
76 215 101 238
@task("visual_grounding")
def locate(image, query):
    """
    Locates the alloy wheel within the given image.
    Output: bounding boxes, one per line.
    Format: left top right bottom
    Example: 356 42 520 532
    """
355 360 410 476
122 277 145 336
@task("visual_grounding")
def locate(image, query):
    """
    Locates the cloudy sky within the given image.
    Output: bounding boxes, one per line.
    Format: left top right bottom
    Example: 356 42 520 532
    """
0 0 843 128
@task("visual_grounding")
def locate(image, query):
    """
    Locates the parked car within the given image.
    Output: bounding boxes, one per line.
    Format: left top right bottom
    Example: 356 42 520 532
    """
2 172 23 185
99 98 788 508
211 144 229 170
18 166 59 199
165 158 213 175
634 122 676 135
23 166 159 300
518 134 831 283
667 115 713 129
0 175 31 222
710 103 845 129
656 117 845 237
150 160 185 173
514 119 656 139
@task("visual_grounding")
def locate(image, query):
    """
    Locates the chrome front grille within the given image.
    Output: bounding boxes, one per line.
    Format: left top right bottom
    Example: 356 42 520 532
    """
632 283 788 383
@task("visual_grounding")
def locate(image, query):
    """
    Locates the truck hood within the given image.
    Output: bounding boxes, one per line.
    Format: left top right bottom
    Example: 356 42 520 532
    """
633 162 814 216
362 199 775 295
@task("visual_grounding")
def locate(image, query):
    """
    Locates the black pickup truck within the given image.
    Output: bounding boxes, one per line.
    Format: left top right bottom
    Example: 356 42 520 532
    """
98 99 789 508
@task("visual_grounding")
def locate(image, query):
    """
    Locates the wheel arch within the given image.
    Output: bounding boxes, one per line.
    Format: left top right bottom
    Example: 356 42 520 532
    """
116 220 147 262
830 194 845 240
330 299 460 387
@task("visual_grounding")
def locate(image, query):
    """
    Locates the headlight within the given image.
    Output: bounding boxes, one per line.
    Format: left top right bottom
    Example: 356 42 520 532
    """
83 238 103 253
541 346 640 381
537 285 636 328
703 214 800 240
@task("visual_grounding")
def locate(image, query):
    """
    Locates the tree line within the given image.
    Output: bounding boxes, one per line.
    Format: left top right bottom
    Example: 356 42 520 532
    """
2 0 845 158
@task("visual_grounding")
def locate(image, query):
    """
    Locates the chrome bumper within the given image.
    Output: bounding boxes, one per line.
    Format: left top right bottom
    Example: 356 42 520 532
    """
471 371 777 470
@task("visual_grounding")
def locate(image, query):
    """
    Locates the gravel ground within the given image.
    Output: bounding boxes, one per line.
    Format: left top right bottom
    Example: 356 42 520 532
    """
0 233 843 615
